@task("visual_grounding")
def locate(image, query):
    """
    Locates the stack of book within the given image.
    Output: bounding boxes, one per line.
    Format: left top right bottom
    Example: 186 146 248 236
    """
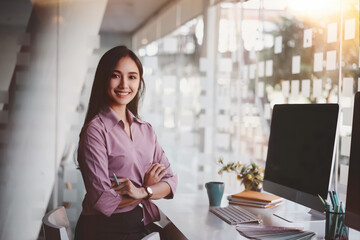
228 190 284 208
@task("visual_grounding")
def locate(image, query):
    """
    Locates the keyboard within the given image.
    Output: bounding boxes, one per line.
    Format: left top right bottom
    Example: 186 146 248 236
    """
209 205 262 225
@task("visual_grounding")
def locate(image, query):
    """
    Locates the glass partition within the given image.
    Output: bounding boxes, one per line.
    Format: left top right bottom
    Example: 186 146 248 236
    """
136 0 359 197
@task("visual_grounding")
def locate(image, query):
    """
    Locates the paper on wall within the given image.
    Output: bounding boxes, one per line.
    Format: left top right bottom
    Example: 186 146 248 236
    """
264 103 271 120
274 36 282 54
291 80 300 97
313 79 322 98
344 18 355 40
249 64 256 79
342 108 353 126
340 136 351 157
326 50 337 70
342 77 353 97
243 65 249 80
292 55 301 74
327 22 337 43
282 80 290 97
303 29 312 48
314 52 323 72
200 57 208 72
265 60 273 77
255 144 262 160
258 61 265 77
340 164 349 185
301 79 311 98
219 58 232 73
257 81 264 98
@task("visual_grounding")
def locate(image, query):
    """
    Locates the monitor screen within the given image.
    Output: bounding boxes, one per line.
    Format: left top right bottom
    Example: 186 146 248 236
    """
345 92 360 231
264 104 339 213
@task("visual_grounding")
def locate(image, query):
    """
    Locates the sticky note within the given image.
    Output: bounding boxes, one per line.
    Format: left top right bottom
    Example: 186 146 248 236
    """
291 80 300 97
292 55 301 74
342 77 353 97
303 29 312 48
301 79 311 98
344 18 355 40
313 79 322 98
342 108 353 126
282 80 290 97
274 36 282 54
200 58 208 72
340 136 351 157
257 81 264 98
219 58 232 73
314 52 323 72
327 22 337 43
258 61 265 77
326 50 337 70
265 60 273 77
249 64 256 79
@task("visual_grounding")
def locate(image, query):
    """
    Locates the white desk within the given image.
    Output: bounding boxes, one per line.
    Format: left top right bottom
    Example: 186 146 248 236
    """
156 192 360 240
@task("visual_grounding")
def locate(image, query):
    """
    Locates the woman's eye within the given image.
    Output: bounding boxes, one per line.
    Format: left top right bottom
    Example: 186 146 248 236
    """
129 75 137 80
112 74 120 79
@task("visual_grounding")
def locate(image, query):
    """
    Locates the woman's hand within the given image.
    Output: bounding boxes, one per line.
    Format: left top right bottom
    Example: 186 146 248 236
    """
112 178 147 199
144 163 166 187
116 195 141 208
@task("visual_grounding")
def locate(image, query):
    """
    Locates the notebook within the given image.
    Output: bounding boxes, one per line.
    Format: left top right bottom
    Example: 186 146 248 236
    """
231 190 283 204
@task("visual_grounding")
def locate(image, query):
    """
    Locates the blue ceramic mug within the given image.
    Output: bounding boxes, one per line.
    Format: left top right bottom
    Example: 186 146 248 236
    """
205 182 225 206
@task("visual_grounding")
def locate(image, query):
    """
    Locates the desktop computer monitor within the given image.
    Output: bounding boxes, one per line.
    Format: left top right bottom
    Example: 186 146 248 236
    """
345 92 360 231
263 104 339 221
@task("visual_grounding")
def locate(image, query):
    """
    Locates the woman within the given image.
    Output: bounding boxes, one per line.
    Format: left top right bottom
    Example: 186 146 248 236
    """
75 46 177 240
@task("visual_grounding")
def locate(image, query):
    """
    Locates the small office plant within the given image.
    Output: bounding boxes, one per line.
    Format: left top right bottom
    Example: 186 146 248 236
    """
217 157 264 191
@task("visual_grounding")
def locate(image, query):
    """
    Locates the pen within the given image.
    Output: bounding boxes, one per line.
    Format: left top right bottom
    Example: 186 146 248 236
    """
113 173 119 186
332 190 340 207
318 194 330 211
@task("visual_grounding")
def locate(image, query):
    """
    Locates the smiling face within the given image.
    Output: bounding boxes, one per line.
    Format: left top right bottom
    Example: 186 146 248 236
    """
107 56 140 112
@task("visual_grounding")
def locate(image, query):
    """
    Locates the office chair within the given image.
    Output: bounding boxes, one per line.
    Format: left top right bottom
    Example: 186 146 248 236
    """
42 206 71 240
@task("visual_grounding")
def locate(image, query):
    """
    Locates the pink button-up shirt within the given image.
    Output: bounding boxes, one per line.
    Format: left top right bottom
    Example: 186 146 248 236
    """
78 106 178 225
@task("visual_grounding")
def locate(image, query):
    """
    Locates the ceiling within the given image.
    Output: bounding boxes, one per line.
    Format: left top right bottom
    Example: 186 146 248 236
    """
100 0 172 33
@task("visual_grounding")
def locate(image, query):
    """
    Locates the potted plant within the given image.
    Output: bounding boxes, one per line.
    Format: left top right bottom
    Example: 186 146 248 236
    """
217 157 264 191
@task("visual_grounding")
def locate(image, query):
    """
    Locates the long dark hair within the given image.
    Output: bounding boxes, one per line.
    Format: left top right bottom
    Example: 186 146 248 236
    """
83 46 145 126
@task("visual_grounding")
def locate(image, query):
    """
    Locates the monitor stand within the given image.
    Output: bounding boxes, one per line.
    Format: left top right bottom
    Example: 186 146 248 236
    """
273 209 325 223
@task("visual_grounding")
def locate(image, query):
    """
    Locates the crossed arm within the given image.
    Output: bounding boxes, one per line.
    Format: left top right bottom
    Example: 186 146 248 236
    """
112 163 171 209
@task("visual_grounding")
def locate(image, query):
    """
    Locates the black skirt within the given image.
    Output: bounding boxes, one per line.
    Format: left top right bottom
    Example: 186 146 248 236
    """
74 205 152 240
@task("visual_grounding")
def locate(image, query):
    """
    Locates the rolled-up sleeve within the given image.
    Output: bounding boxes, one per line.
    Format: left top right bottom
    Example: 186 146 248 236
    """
78 125 122 216
153 134 178 199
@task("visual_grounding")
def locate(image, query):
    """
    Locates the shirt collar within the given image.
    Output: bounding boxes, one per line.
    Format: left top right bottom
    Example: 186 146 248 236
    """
99 106 145 132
